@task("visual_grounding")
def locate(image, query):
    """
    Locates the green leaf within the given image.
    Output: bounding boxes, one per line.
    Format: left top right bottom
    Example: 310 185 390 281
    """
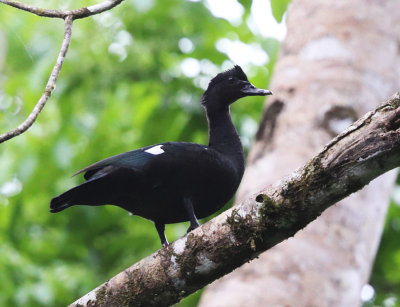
270 0 290 23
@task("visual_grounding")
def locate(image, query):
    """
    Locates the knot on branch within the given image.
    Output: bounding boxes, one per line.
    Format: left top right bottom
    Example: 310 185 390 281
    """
320 105 358 137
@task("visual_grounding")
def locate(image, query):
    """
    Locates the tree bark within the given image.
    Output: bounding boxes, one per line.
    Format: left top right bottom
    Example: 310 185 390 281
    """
69 93 400 306
200 0 400 306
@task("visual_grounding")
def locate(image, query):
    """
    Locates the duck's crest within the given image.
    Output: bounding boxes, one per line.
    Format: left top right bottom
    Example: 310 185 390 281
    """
209 65 248 87
201 65 248 105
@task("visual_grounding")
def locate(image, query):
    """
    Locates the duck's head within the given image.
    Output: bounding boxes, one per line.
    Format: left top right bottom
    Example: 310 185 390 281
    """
201 65 272 111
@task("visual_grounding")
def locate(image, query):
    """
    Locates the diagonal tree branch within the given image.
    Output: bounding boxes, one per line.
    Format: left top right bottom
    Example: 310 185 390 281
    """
0 0 125 144
0 0 125 19
70 93 400 307
0 16 73 144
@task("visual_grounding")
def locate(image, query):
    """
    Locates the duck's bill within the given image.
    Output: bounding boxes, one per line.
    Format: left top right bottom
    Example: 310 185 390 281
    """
241 83 273 96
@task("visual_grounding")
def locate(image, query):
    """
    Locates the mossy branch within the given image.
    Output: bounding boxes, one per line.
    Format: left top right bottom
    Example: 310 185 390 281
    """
70 93 400 307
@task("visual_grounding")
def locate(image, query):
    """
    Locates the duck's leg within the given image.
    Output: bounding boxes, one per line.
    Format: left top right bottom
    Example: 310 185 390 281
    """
155 222 169 247
184 197 199 233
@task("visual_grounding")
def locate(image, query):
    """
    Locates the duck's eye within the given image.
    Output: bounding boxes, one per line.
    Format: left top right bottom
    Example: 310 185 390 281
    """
228 77 235 83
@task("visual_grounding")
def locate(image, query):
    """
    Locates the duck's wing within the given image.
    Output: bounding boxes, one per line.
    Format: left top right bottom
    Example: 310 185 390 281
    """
73 142 209 181
74 144 164 180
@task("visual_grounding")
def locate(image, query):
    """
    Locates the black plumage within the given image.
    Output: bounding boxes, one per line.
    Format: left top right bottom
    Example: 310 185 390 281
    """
50 65 272 247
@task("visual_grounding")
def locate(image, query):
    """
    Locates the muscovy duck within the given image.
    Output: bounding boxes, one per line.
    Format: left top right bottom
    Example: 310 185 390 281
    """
50 65 272 247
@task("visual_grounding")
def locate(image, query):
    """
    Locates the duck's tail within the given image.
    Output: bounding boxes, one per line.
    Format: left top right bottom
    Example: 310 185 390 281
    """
50 189 76 213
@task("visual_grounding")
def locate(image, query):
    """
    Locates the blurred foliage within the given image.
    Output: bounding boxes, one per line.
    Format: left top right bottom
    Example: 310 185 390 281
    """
0 0 398 307
367 183 400 307
270 0 290 23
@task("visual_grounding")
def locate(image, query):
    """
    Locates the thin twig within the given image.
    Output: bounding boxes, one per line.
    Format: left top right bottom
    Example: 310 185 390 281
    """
0 16 73 144
0 0 125 19
0 0 125 144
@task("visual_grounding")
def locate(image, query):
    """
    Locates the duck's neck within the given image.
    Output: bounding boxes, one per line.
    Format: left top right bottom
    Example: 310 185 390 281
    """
206 106 244 172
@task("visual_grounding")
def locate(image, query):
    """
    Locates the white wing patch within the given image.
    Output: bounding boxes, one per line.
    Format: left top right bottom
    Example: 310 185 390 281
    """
145 145 165 155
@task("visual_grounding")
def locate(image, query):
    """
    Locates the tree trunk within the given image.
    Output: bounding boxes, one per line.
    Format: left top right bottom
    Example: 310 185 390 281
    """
200 0 400 306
